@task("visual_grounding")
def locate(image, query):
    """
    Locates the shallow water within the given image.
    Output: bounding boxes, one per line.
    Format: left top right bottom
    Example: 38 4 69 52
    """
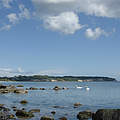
0 81 120 120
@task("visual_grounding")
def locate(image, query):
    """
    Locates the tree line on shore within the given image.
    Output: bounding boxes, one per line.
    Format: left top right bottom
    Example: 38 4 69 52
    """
0 75 116 82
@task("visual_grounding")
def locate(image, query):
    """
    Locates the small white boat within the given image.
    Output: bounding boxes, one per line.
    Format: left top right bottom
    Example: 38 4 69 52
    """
76 86 83 89
85 86 90 91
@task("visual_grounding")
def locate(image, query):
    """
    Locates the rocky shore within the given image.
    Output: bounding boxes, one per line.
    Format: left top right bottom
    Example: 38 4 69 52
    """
0 84 119 120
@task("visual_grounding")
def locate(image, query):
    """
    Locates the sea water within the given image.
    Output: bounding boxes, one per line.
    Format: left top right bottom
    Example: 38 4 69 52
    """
0 81 120 120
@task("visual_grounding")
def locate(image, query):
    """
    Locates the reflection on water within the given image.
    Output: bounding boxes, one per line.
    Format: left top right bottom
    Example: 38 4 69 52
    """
0 81 119 120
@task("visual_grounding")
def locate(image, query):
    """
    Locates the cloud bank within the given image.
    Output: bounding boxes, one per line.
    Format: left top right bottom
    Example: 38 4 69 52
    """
0 0 119 37
31 0 119 35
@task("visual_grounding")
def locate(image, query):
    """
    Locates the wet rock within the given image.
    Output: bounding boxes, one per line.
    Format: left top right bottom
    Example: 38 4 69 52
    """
0 104 4 107
40 88 46 90
12 106 16 109
14 89 28 94
40 116 54 120
8 85 16 89
20 100 28 104
17 85 24 87
0 112 9 120
62 87 69 90
52 106 65 109
13 108 18 112
29 109 40 113
9 114 15 119
0 84 7 89
0 106 10 112
59 117 67 120
74 103 82 108
22 108 26 111
51 111 56 115
16 110 34 118
77 110 92 120
29 87 38 90
53 86 61 90
92 109 120 120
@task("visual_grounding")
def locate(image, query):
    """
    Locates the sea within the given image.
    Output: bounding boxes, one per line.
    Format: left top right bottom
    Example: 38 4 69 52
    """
0 81 120 120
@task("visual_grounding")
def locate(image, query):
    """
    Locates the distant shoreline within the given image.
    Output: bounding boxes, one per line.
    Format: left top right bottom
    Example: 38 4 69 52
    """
0 75 117 82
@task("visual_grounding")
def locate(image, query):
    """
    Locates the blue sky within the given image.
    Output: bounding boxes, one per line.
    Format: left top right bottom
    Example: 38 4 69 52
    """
0 0 120 78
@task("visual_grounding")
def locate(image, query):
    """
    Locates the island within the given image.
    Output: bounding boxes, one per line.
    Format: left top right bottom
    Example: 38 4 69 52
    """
0 75 117 82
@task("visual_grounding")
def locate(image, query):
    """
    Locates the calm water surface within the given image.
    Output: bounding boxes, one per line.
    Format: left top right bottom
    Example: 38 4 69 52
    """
0 81 120 120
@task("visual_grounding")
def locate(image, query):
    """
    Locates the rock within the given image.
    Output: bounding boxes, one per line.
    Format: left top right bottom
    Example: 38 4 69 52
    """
77 110 92 120
0 112 9 120
12 106 17 109
20 100 28 104
0 106 14 120
59 117 67 120
53 86 61 90
0 104 4 107
13 108 18 111
0 84 27 94
16 110 34 118
92 109 120 120
29 109 40 113
17 85 24 87
22 108 26 111
74 103 82 108
62 87 69 90
8 85 16 89
29 87 38 90
52 106 65 109
9 114 15 119
1 90 9 94
51 111 56 115
40 116 54 120
14 89 28 94
40 88 46 90
0 84 7 89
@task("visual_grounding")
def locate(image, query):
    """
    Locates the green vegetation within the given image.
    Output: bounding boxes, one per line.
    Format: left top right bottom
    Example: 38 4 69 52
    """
0 75 116 82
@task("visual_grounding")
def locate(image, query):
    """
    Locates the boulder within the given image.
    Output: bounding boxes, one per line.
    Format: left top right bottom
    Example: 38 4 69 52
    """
40 88 46 90
51 111 56 115
29 87 38 90
0 112 10 120
40 116 54 120
14 89 28 94
62 87 69 90
53 86 61 90
0 84 7 89
16 110 34 118
20 100 28 104
92 109 120 120
74 103 82 108
77 110 92 120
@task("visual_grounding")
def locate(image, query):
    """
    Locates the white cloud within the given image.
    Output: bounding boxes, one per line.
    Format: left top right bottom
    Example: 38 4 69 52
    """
0 24 11 31
44 12 83 34
32 0 120 18
17 67 24 73
19 4 30 19
6 4 30 28
7 13 18 24
39 69 66 76
2 0 13 8
0 67 33 77
85 27 108 40
32 0 120 34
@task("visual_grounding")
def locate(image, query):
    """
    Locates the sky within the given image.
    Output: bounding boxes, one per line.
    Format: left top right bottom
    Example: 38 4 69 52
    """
0 0 120 79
